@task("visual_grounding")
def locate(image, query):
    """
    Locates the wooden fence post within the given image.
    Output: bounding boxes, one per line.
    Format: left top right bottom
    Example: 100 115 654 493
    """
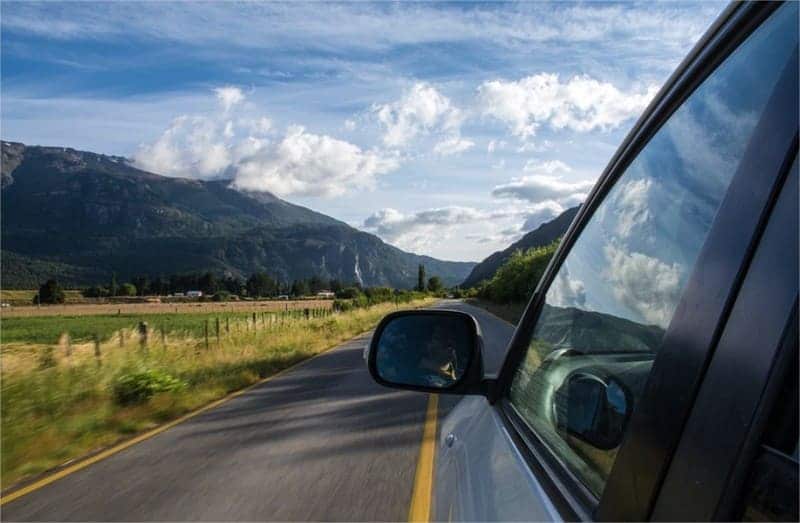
216 317 220 347
119 330 125 348
60 332 71 359
226 317 230 335
204 319 210 349
138 321 149 354
94 334 102 367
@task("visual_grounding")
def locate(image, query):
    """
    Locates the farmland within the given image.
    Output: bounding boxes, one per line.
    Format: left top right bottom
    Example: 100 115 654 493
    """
0 298 332 318
0 297 434 489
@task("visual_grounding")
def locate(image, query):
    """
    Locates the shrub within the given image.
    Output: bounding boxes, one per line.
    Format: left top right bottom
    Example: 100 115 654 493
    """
116 283 137 297
427 276 443 293
82 285 108 298
336 287 363 299
211 291 231 302
112 367 185 406
35 279 65 304
478 239 559 304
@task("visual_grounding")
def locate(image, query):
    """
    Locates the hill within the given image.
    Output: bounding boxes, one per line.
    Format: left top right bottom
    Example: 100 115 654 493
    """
0 142 474 288
461 206 579 288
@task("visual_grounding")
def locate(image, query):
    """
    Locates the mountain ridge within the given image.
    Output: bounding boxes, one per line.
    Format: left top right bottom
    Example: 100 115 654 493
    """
0 141 474 289
461 206 579 288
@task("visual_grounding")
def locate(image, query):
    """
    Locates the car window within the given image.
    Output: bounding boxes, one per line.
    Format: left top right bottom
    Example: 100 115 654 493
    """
738 326 798 522
508 3 799 499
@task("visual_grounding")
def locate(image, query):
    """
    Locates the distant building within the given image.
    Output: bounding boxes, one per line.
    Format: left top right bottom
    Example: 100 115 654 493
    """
316 290 335 299
172 292 185 297
277 294 289 300
186 290 203 298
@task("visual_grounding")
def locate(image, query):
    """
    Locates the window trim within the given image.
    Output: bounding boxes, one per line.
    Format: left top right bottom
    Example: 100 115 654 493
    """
488 2 791 519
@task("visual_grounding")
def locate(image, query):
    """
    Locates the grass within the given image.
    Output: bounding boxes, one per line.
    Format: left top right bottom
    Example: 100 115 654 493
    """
0 299 433 489
1 309 328 345
0 289 85 306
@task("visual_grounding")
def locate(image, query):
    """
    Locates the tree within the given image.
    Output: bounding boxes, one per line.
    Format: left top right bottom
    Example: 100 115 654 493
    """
329 279 343 294
308 275 327 294
417 264 426 292
198 272 219 295
109 272 118 297
290 279 309 297
82 285 107 298
222 276 245 296
246 272 276 298
117 283 137 297
427 276 443 293
132 276 149 296
37 279 65 304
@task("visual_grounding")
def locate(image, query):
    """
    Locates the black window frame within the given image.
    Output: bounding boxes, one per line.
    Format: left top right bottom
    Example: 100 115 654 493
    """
487 2 797 520
651 154 798 521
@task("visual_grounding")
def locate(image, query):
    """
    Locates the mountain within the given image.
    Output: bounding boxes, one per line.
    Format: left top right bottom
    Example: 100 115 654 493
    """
461 206 579 288
0 142 475 289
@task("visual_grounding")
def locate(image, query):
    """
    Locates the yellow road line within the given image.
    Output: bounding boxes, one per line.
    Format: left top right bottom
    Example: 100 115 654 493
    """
408 394 439 523
0 340 355 506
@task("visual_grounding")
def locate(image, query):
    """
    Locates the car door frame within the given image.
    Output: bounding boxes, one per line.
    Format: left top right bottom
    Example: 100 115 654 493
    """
481 2 797 520
651 154 798 521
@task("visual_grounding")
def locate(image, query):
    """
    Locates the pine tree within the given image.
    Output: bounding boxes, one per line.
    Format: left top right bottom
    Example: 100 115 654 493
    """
417 264 426 292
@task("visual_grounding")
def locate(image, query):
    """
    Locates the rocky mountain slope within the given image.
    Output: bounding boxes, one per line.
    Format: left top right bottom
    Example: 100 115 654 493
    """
0 142 474 289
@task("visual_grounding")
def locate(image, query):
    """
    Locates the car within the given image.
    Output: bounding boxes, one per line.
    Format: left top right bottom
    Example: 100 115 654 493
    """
367 2 798 521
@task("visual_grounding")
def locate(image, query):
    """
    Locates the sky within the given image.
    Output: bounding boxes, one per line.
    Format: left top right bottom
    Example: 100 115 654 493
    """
1 1 726 262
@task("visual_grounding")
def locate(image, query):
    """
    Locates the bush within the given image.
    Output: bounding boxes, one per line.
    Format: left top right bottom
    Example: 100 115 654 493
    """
116 283 137 297
112 367 185 406
478 239 559 304
211 291 231 302
336 287 363 299
82 285 108 298
35 279 65 304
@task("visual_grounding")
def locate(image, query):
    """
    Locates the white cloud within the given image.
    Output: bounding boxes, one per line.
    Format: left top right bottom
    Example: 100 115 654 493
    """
363 206 486 252
523 158 571 175
487 139 506 153
603 242 682 328
344 119 357 131
374 82 465 148
492 173 594 203
477 73 658 138
548 265 586 309
214 86 245 112
433 135 475 156
521 200 566 231
613 177 652 238
232 125 398 197
135 87 399 197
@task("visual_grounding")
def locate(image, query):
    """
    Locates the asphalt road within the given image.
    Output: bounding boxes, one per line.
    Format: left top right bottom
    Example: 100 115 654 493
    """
3 300 515 521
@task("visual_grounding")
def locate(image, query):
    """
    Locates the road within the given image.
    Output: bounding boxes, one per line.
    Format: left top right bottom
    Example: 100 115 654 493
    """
3 300 515 521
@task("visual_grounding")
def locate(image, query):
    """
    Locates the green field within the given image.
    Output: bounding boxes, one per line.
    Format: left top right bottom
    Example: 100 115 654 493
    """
1 310 322 345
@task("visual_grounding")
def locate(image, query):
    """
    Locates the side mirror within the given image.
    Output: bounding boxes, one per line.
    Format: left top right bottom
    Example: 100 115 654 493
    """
368 310 485 395
552 372 632 450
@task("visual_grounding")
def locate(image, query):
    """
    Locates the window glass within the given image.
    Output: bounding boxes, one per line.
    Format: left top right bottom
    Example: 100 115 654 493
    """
508 3 798 498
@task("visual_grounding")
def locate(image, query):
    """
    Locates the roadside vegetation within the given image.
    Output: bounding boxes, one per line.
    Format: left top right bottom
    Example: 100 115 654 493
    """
466 240 560 324
0 298 433 489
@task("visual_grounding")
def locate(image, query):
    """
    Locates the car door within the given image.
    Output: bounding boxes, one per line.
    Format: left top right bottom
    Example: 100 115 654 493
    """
435 2 798 520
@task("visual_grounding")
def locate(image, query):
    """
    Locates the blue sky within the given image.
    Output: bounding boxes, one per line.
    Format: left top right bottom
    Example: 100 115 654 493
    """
1 1 725 262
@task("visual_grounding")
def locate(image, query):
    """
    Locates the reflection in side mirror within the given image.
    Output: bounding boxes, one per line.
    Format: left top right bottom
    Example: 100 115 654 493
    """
368 310 482 393
553 373 632 450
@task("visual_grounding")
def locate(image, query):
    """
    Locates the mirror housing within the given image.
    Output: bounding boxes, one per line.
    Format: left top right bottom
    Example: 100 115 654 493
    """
368 310 486 395
552 372 632 450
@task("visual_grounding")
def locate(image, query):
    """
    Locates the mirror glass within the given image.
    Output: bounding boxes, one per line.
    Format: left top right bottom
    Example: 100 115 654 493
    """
374 313 474 389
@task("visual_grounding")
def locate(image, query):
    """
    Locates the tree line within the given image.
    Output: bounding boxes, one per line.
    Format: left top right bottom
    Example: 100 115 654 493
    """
33 264 447 304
